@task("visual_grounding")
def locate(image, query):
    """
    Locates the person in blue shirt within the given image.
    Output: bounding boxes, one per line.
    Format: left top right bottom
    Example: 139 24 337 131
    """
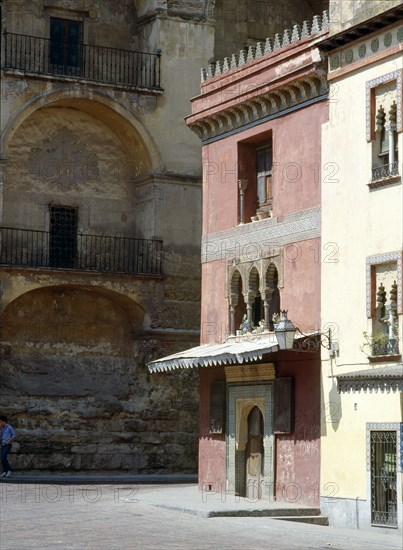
0 415 16 478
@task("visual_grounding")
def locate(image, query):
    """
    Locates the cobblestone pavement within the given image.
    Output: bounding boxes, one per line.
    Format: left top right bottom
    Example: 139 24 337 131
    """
0 483 402 550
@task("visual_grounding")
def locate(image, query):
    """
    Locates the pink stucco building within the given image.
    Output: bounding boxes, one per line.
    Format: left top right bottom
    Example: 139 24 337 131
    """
149 12 329 505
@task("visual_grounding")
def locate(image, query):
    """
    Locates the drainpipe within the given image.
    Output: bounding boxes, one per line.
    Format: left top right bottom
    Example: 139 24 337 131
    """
355 496 360 530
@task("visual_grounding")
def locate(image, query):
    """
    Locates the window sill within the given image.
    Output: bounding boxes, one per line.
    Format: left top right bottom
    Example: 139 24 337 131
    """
368 354 401 363
368 174 401 189
251 212 274 222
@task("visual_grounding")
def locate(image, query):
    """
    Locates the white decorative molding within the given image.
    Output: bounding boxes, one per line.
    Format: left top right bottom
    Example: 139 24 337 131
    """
366 251 402 317
366 69 402 142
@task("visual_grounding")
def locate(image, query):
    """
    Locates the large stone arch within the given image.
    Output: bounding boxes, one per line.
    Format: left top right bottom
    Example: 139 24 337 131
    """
0 284 146 335
1 89 163 238
1 87 162 172
0 284 198 471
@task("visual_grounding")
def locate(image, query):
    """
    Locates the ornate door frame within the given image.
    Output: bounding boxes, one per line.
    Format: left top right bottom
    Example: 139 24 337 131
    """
227 383 274 500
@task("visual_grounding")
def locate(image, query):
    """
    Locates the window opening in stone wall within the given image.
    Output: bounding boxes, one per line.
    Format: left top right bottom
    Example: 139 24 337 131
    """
265 263 280 331
252 295 263 328
49 206 78 269
371 80 399 183
50 18 82 76
238 136 273 224
367 262 399 356
248 266 262 331
370 430 398 527
256 143 273 218
229 263 280 335
229 269 245 335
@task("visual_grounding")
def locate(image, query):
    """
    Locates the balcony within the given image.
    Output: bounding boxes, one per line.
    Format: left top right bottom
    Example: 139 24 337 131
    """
371 338 399 356
0 227 163 276
370 161 400 185
2 32 162 91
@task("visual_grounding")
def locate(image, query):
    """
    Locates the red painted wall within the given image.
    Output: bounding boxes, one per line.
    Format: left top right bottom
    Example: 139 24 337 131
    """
201 236 321 344
275 357 321 506
200 100 326 343
202 101 326 235
198 366 226 492
198 358 321 505
192 32 326 506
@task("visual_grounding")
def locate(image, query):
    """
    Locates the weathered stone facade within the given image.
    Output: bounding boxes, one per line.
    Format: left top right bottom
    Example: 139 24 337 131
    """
0 0 329 472
329 0 403 35
0 0 204 472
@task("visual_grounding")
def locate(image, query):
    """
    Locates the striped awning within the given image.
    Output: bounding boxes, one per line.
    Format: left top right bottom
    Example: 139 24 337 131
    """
147 334 279 372
336 365 403 393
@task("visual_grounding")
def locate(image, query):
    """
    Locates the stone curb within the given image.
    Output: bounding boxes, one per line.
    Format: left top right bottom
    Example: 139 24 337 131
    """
0 473 198 485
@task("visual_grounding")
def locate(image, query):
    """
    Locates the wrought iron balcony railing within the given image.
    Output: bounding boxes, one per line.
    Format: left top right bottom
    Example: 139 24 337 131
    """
371 337 399 357
3 32 162 90
0 227 163 275
371 161 399 182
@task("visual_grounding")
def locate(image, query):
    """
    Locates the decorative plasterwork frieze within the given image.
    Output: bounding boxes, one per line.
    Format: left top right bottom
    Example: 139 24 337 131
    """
366 251 402 317
366 423 402 472
330 25 403 76
339 378 403 394
190 76 328 142
366 69 402 141
202 207 320 264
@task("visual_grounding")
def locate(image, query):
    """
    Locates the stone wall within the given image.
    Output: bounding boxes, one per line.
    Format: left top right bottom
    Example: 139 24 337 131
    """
0 0 202 472
328 0 403 35
213 0 329 60
0 280 199 472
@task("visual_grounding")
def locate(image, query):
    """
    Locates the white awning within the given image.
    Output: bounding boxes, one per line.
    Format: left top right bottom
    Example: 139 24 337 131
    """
147 334 279 372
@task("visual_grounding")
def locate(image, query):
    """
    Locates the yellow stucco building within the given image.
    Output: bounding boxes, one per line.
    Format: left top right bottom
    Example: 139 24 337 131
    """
320 0 403 534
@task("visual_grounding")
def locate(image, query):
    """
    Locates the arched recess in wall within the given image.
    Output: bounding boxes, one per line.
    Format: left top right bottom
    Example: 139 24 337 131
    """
1 90 163 239
266 263 280 330
248 265 263 327
1 89 162 169
229 268 245 335
0 284 145 398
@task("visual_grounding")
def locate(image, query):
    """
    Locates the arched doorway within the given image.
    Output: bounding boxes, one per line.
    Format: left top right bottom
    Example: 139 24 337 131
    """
245 406 264 499
227 384 274 500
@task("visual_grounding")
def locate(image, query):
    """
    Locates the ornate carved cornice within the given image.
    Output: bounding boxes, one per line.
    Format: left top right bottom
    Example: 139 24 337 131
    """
189 74 328 142
186 11 330 142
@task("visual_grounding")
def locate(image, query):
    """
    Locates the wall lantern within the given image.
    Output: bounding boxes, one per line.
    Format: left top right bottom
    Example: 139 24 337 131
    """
274 310 336 354
273 310 296 350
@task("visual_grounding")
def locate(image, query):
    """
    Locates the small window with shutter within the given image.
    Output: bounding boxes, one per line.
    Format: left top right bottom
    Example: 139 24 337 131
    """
256 142 273 211
273 377 294 434
209 381 226 434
